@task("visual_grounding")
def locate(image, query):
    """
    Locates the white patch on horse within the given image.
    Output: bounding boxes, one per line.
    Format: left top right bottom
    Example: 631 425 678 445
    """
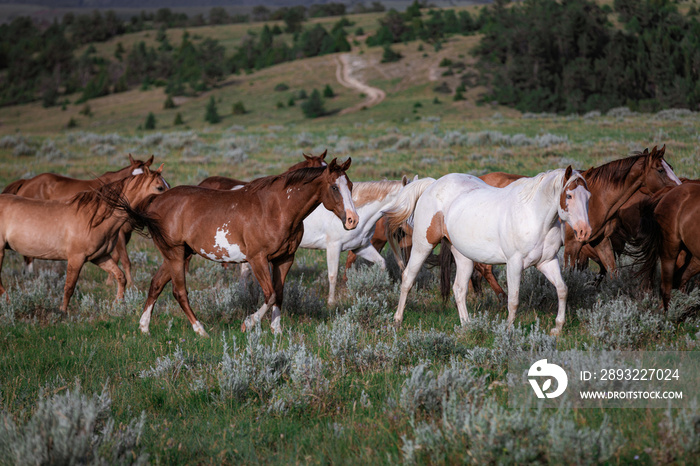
199 223 246 262
662 160 682 185
140 304 153 333
131 168 144 175
337 175 357 216
230 185 244 191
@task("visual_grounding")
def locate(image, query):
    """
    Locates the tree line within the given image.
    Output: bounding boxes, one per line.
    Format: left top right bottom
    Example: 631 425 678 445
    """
2 0 699 114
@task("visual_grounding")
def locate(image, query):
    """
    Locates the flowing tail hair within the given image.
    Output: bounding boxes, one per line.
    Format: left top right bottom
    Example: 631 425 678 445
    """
439 237 454 302
382 177 435 270
2 179 26 195
626 196 664 287
96 189 171 251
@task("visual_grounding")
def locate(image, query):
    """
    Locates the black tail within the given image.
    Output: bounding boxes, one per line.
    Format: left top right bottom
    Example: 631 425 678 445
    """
439 238 454 302
2 179 26 195
627 197 663 286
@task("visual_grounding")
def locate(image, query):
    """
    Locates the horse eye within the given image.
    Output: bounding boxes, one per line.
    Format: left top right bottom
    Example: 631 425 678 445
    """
156 186 164 192
332 185 339 191
566 194 572 199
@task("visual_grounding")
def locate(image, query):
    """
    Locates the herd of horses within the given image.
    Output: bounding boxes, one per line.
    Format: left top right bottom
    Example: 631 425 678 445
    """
0 144 692 337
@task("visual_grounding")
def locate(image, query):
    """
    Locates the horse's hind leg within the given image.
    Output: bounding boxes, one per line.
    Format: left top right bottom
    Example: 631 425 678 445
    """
61 256 86 313
241 255 276 332
23 256 34 274
92 256 126 302
395 238 435 326
475 263 506 301
0 245 6 298
450 246 474 325
537 258 568 336
140 263 172 334
117 228 134 287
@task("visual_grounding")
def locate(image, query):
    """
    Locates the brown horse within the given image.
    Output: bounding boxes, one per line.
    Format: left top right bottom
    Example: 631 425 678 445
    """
632 182 700 311
1 154 156 284
198 151 328 190
125 158 358 337
0 166 168 312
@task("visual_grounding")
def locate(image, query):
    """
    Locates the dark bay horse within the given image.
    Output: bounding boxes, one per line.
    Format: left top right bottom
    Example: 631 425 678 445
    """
127 158 358 337
632 181 700 310
1 154 156 284
0 166 168 312
198 151 328 190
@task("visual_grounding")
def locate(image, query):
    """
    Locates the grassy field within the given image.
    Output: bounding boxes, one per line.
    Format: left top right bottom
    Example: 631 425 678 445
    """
1 12 700 464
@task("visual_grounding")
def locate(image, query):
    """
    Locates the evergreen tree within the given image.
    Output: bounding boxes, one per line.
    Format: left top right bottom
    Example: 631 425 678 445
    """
301 89 325 118
144 112 156 129
323 84 335 98
205 96 220 123
174 112 184 125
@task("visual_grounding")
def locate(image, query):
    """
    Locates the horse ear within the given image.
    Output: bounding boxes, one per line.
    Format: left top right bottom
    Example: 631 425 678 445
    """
340 157 352 171
564 165 573 183
146 155 154 167
659 144 666 157
328 158 339 171
303 152 311 161
155 163 164 174
402 175 409 186
413 174 419 182
128 153 135 165
320 149 327 160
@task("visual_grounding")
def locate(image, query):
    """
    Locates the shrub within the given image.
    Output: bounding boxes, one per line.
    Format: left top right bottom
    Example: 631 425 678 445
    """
323 84 335 98
274 83 289 91
0 381 147 465
232 101 246 115
173 112 184 125
381 45 402 63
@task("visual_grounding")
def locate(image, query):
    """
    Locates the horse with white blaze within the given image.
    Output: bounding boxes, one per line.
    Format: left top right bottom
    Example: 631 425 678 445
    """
385 167 592 335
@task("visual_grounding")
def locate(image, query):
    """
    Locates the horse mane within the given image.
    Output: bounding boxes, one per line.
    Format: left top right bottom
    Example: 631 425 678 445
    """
513 169 566 205
352 180 404 207
244 166 328 194
583 153 644 189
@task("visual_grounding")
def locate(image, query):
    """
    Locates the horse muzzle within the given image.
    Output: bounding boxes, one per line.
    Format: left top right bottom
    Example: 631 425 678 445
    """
344 210 359 230
573 222 592 242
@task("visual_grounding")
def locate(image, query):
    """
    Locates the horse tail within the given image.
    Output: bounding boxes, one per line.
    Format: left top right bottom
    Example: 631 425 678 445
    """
383 177 435 269
439 238 454 302
627 197 663 286
2 179 26 195
99 191 172 251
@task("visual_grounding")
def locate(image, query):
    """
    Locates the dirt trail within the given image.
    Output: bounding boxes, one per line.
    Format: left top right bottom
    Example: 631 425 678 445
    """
335 53 386 115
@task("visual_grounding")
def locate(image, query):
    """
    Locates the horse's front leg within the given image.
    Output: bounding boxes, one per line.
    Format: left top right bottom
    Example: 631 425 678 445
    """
505 259 523 328
61 256 86 313
592 237 617 283
537 258 568 336
326 244 342 306
395 237 435 327
450 246 474 325
270 254 295 335
91 255 126 302
241 255 276 332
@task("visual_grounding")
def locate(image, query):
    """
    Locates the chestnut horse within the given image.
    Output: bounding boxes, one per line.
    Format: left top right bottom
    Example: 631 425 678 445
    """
198 151 328 190
0 166 168 312
1 154 156 284
126 159 358 337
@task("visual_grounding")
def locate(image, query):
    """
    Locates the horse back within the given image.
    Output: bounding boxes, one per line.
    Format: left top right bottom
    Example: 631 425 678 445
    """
198 176 246 190
6 173 99 201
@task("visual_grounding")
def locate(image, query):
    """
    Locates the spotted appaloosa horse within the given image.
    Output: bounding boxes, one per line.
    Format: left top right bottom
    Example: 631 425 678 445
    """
198 150 328 190
127 158 358 337
386 167 591 335
1 154 157 285
0 165 168 312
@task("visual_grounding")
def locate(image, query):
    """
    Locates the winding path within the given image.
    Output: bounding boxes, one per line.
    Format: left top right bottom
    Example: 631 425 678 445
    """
335 53 386 115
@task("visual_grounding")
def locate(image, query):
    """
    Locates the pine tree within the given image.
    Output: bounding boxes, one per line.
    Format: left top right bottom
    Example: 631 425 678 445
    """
301 89 326 118
144 112 156 129
205 96 221 123
174 112 184 125
323 84 335 98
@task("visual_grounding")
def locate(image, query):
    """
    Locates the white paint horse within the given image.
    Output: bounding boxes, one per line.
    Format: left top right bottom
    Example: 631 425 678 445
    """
385 167 592 335
300 176 418 305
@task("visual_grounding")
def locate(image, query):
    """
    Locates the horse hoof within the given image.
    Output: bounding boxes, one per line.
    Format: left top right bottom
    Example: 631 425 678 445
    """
550 328 561 336
192 321 209 338
241 316 256 332
392 319 403 329
139 326 150 335
271 321 282 335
